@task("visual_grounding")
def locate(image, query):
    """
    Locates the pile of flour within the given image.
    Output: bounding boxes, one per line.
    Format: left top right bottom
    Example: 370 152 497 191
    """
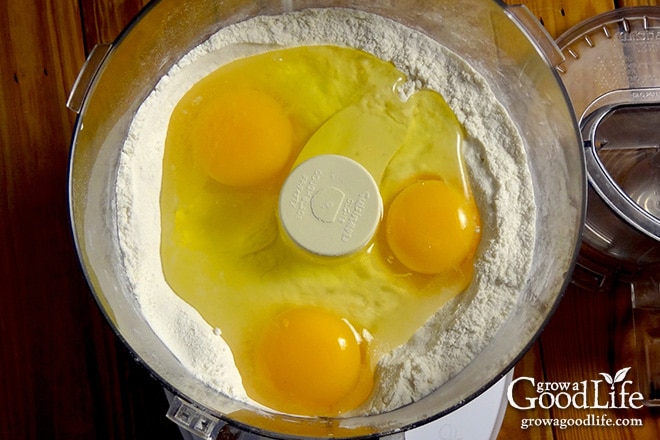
116 8 536 415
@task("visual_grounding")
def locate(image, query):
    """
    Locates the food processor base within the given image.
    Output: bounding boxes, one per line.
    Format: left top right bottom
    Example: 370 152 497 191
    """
404 370 512 440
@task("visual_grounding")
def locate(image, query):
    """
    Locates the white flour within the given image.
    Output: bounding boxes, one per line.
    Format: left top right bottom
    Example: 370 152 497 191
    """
115 8 535 415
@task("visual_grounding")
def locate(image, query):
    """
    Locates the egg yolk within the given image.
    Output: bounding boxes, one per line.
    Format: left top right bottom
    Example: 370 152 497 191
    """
385 180 481 275
192 88 293 187
251 307 372 416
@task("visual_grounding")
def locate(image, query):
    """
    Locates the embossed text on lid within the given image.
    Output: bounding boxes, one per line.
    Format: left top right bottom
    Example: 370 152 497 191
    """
279 154 383 257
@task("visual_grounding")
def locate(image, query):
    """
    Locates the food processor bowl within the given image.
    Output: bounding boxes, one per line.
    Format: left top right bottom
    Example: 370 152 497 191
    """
67 0 585 438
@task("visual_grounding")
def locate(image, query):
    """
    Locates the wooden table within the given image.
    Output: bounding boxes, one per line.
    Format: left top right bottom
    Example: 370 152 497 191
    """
1 0 658 438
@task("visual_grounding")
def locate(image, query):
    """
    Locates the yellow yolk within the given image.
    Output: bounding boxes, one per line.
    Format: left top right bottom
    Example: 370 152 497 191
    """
250 307 372 416
192 88 293 187
385 180 480 275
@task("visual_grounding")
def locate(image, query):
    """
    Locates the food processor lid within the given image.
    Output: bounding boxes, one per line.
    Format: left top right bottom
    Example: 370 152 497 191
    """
555 7 660 242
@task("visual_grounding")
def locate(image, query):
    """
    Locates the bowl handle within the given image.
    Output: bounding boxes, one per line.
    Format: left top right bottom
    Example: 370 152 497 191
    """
504 4 565 69
66 43 112 114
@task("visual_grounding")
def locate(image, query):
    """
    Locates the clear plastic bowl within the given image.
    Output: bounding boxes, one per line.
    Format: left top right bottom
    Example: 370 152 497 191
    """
68 0 585 438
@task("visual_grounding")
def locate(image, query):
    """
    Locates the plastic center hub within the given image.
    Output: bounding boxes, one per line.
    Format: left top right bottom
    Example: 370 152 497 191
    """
279 154 383 257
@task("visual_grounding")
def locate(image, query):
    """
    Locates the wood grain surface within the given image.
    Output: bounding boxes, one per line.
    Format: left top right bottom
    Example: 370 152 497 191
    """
1 0 659 439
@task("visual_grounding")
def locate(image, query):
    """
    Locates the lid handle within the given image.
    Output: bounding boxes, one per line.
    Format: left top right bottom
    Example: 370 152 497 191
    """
632 275 660 405
505 4 565 68
66 43 112 114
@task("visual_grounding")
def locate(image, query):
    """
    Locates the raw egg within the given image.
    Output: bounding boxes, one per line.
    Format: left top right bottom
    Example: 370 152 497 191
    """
191 88 293 187
160 45 481 417
385 179 480 275
250 306 372 416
